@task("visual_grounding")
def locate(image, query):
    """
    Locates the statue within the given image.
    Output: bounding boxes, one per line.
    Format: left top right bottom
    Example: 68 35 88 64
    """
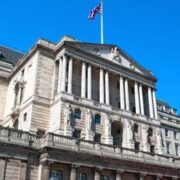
86 110 93 131
65 104 73 127
127 120 134 141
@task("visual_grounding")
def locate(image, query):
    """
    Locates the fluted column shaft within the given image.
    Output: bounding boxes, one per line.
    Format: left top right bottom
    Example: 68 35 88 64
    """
67 58 73 94
94 170 100 180
70 167 77 180
87 64 92 99
120 76 125 110
124 78 130 111
99 68 104 103
134 82 140 114
139 84 145 115
152 89 158 119
148 87 154 118
61 56 67 92
81 62 86 98
105 71 109 105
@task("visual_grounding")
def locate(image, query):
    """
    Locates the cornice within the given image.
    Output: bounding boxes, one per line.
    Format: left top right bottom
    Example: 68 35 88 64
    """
62 45 156 87
64 42 157 81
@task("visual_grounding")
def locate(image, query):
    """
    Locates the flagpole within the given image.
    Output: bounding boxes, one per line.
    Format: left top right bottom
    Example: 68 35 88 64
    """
101 0 104 44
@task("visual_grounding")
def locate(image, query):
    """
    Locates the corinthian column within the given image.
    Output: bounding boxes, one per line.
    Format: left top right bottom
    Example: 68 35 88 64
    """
152 89 158 119
134 82 140 114
61 56 67 92
99 68 104 103
125 78 130 111
120 76 125 110
105 71 109 105
87 64 92 99
67 58 73 94
139 84 145 115
81 61 86 98
148 87 154 118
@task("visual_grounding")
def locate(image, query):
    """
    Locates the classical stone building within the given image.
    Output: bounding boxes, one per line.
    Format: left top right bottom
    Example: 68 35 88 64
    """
0 36 180 180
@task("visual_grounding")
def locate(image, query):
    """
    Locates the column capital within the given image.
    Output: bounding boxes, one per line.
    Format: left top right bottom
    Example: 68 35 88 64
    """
95 166 103 173
71 163 80 170
140 173 147 178
156 175 163 180
116 169 124 174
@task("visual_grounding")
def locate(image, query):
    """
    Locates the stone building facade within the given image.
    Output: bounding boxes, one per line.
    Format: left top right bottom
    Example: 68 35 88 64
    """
0 36 180 180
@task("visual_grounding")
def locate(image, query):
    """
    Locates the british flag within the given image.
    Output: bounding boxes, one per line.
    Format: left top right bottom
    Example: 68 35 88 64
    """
88 3 102 19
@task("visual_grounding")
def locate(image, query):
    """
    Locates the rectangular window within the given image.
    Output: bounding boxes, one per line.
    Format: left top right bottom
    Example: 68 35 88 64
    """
23 113 27 121
166 142 170 154
49 169 63 180
150 145 155 154
78 173 88 180
165 129 169 137
175 144 179 156
94 134 101 143
135 142 140 151
73 129 81 139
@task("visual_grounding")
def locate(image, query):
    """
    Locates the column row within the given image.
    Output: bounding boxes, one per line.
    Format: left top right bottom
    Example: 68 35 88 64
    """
57 57 158 119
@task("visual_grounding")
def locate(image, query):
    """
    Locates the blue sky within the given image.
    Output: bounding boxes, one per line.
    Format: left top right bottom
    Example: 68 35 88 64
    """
0 0 180 112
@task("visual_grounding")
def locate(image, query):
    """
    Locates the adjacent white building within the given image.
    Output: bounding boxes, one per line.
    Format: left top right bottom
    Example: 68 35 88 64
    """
0 36 180 180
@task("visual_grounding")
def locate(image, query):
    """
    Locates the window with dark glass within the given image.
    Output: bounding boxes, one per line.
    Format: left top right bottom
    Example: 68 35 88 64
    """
100 175 109 180
94 134 101 143
23 113 27 121
150 145 155 154
49 169 63 180
175 144 179 156
78 172 88 180
73 129 81 139
148 128 153 137
94 114 101 124
134 124 138 133
74 109 81 119
166 142 170 154
135 142 140 151
165 129 169 137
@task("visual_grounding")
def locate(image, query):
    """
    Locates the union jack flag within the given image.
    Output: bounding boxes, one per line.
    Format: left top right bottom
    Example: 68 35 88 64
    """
88 3 102 19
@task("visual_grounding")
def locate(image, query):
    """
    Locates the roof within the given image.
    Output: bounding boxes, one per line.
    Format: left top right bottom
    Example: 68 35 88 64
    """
0 45 24 65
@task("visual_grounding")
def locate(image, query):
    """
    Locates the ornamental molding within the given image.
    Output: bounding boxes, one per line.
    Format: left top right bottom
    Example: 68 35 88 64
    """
64 49 156 88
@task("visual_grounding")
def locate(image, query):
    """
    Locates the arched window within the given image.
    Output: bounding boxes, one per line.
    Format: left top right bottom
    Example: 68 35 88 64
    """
134 124 139 133
74 109 81 119
13 119 19 129
94 114 101 124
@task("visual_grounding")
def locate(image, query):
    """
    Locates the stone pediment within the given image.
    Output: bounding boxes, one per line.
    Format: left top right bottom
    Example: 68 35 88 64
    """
65 41 154 78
